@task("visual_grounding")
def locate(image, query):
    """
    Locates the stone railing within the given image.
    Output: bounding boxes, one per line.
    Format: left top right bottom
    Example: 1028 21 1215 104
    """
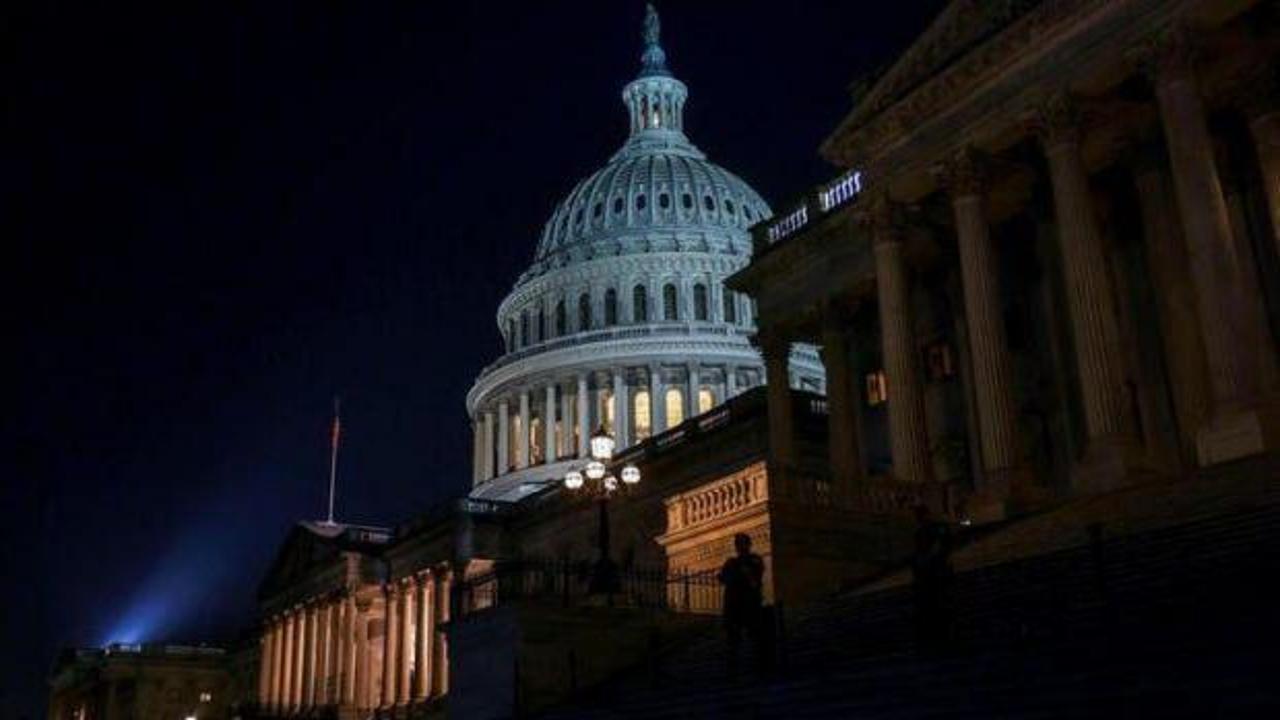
753 168 865 251
665 463 769 534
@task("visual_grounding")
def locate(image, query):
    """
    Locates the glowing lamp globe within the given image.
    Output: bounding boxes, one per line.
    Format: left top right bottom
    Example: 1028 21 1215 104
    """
621 464 641 485
564 469 584 490
585 459 606 481
603 474 619 492
590 428 616 460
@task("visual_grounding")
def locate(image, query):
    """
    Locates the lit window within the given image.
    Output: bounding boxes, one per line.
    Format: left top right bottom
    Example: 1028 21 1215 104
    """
530 417 544 464
634 390 651 441
200 692 213 703
665 388 685 426
698 388 714 414
600 389 615 433
866 370 888 407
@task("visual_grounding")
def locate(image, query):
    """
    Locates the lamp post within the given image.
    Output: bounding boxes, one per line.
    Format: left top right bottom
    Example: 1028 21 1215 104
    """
564 427 642 596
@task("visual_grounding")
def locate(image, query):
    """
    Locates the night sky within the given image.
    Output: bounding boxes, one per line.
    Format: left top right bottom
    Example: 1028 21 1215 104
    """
5 2 944 716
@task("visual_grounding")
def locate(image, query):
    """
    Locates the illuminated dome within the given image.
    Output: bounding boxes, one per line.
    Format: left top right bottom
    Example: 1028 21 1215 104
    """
466 5 823 502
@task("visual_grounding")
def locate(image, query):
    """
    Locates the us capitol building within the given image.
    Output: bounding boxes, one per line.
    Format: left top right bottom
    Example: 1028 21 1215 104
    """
465 11 824 503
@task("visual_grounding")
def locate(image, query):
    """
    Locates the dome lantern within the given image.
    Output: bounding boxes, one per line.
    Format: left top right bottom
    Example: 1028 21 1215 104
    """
624 4 687 138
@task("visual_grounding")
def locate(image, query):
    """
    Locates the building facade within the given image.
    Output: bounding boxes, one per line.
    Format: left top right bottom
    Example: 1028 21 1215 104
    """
731 0 1279 519
49 644 233 720
465 5 824 503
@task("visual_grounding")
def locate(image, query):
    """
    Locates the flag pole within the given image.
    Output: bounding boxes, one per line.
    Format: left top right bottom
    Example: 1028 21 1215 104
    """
327 396 341 525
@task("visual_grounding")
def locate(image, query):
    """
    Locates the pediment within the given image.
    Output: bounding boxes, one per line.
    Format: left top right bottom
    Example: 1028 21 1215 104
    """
257 523 347 603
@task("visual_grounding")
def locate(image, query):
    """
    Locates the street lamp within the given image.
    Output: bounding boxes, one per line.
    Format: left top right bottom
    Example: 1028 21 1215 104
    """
564 427 641 596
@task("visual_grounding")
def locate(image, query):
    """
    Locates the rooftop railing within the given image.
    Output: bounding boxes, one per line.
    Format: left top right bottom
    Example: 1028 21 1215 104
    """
755 168 865 249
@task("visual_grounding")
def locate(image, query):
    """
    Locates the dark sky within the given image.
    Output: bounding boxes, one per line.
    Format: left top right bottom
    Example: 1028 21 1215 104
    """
4 1 944 716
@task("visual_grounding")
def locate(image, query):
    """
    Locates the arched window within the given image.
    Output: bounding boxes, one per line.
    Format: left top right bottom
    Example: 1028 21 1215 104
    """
636 194 647 211
698 388 715 414
682 193 693 210
663 283 678 321
599 388 615 434
520 312 530 346
693 284 708 321
593 202 603 218
555 300 566 336
613 197 624 215
633 390 651 441
604 289 618 326
704 196 715 211
659 192 670 209
665 387 685 427
578 293 592 331
723 290 737 324
633 285 648 323
725 199 735 215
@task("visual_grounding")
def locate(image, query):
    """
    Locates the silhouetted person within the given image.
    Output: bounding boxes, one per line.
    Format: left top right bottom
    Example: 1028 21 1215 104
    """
912 504 954 654
720 532 769 676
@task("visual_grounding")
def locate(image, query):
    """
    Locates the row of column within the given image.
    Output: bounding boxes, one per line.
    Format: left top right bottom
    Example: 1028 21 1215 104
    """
767 31 1277 486
258 569 453 715
474 365 754 483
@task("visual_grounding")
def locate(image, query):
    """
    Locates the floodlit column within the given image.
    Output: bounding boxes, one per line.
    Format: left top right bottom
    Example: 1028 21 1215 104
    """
281 612 296 708
471 421 481 484
940 149 1020 483
560 386 573 458
576 375 590 457
1034 94 1131 444
433 570 451 696
868 197 931 483
382 585 399 707
315 605 329 706
303 606 318 708
821 318 864 484
497 400 510 475
613 371 629 447
341 597 357 706
544 385 558 463
398 582 413 704
258 624 272 706
353 604 370 709
651 366 667 435
518 391 531 469
1150 34 1260 415
726 365 737 398
414 573 432 700
482 411 495 480
688 365 701 415
327 602 340 704
759 331 796 466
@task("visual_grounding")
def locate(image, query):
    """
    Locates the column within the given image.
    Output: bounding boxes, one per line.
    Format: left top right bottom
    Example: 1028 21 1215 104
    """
1033 95 1131 450
1147 32 1266 463
382 586 399 707
518 391 531 469
414 573 433 701
482 411 495 480
651 366 667 434
497 400 510 475
576 375 590 457
341 597 357 706
327 602 341 704
726 365 738 398
432 570 451 696
257 624 273 707
613 371 629 447
353 603 370 709
303 606 317 708
471 421 482 484
867 196 931 483
939 148 1021 486
398 582 413 704
821 316 864 483
315 604 330 706
1248 102 1280 257
291 610 305 708
688 364 702 416
267 620 281 710
560 385 574 458
544 385 558 463
759 331 796 466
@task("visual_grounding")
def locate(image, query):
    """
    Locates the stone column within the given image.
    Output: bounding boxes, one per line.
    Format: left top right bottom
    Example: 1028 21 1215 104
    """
1243 65 1280 261
544 385 558 463
1033 94 1134 478
867 197 931 483
938 149 1020 490
433 570 451 696
471 421 482 484
482 411 495 480
414 573 432 701
688 364 702 416
496 400 510 475
759 330 796 466
315 604 330 705
333 600 347 706
560 386 574 457
613 371 628 447
327 602 340 704
398 582 413 704
341 597 357 706
726 365 738 398
517 392 531 469
1147 32 1268 464
258 624 273 707
821 316 864 484
303 606 318 708
577 375 590 457
292 610 306 708
353 603 370 710
651 366 667 434
382 586 399 707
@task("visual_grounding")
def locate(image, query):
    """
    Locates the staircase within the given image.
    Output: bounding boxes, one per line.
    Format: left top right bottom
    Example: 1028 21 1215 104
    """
536 477 1280 718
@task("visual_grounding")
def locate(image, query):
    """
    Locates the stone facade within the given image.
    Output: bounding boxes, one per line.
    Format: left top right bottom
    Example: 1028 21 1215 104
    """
49 644 233 720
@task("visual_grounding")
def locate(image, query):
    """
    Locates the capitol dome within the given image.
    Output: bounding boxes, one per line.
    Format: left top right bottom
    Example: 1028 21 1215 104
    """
467 5 824 502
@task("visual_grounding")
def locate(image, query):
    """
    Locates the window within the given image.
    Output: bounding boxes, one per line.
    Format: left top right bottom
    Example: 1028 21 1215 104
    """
555 300 566 336
605 288 618 326
200 692 212 703
866 370 888 407
693 284 708 321
633 285 648 323
633 390 651 441
600 389 615 433
613 197 624 215
520 312 529 346
698 388 715 414
578 293 592 331
704 195 715 211
636 194 647 211
593 202 603 218
665 388 685 427
659 192 670 209
724 290 737 324
725 199 735 214
682 193 693 209
663 283 678 321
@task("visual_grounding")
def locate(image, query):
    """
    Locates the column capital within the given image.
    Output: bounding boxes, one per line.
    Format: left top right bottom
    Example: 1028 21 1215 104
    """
854 191 907 244
752 328 791 358
1131 23 1199 87
1025 89 1085 148
931 146 991 198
